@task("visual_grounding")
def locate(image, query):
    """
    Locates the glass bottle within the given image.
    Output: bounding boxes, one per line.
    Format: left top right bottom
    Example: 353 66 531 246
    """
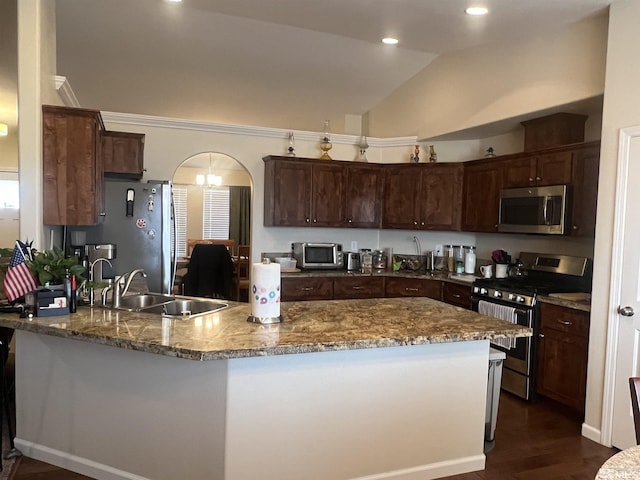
446 245 455 272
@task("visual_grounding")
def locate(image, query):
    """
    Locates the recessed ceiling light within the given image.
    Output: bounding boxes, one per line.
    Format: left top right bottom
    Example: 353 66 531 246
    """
465 6 489 16
166 0 182 3
382 37 399 45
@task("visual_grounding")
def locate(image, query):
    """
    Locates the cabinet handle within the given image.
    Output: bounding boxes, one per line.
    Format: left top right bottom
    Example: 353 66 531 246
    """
351 286 363 290
420 222 425 226
572 225 578 230
348 218 353 223
528 177 534 182
313 219 317 223
451 293 461 298
536 176 541 181
406 287 419 292
558 320 572 326
301 287 313 291
539 333 545 338
414 221 418 225
306 218 310 223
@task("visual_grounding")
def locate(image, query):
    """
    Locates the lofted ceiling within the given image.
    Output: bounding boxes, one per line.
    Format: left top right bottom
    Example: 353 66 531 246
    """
3 1 614 142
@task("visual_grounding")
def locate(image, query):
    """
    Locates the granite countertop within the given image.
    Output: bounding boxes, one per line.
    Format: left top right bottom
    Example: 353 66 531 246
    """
283 269 591 311
0 297 530 361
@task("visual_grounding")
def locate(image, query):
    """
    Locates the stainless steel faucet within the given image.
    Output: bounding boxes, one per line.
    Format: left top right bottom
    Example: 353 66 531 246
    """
88 258 113 306
112 269 148 308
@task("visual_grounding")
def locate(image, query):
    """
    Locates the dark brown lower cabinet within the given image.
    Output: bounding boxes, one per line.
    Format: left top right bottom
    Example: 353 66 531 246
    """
536 302 590 412
333 276 385 300
384 277 441 300
281 277 333 301
442 282 472 309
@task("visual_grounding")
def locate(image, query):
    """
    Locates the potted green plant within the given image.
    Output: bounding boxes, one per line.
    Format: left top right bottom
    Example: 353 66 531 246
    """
27 246 86 287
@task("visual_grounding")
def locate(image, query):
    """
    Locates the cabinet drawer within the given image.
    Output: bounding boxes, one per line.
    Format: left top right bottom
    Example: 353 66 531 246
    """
333 276 384 299
385 277 441 300
281 277 333 301
539 302 590 337
442 282 471 309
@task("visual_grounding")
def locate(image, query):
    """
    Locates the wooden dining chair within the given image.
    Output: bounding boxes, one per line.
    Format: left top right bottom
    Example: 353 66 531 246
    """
235 245 250 302
187 239 235 256
629 377 640 444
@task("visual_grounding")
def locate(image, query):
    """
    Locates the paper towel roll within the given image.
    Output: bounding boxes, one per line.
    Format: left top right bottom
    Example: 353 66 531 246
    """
251 262 281 318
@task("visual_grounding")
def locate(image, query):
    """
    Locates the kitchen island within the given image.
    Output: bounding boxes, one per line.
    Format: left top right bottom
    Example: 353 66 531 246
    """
0 297 529 480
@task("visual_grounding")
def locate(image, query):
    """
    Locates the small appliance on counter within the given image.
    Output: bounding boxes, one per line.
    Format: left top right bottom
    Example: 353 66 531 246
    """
292 242 343 270
344 252 361 272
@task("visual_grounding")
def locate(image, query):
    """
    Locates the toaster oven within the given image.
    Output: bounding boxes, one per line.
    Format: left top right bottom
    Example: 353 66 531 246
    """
292 242 343 270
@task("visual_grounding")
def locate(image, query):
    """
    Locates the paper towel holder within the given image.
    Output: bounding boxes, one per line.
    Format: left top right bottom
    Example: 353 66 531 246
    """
247 314 283 324
247 258 284 324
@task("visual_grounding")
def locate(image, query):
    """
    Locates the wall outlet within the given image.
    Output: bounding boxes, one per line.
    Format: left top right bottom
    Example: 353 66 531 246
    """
434 244 443 256
350 241 358 251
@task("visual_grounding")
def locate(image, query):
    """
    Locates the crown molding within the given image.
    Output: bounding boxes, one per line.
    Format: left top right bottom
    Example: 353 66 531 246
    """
101 111 417 148
54 76 80 107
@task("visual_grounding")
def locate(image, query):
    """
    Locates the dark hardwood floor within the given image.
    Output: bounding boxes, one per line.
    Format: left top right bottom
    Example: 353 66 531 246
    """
444 392 618 480
8 392 617 479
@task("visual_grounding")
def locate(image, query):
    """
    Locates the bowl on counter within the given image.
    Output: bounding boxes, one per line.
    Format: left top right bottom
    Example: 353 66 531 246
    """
275 257 297 270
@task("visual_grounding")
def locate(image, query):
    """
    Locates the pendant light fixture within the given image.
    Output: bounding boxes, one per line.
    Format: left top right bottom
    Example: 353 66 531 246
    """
196 153 222 186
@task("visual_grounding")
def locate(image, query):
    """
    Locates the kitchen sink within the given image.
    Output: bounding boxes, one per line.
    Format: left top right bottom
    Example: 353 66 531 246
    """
109 293 228 318
143 298 229 317
116 293 174 311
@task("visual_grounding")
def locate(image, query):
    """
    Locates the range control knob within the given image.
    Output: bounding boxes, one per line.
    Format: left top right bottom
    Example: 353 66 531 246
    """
508 293 516 301
493 291 502 298
473 286 479 294
480 288 488 295
516 296 525 303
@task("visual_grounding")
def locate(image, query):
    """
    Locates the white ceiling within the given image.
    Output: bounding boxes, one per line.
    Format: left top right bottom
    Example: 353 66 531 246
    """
4 0 614 141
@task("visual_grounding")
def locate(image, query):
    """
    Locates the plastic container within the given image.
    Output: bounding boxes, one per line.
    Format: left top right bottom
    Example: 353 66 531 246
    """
275 257 297 270
464 246 476 274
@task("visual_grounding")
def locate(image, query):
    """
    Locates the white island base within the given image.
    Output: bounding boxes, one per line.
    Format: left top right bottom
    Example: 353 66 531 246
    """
14 331 490 480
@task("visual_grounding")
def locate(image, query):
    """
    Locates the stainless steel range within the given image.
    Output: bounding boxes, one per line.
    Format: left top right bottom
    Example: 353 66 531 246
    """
471 252 592 401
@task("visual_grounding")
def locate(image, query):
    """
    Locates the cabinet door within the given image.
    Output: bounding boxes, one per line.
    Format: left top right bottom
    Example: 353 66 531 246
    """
103 131 145 179
345 164 383 228
461 160 503 232
281 277 333 301
534 150 573 186
382 165 421 229
265 160 312 226
43 105 103 225
503 156 536 188
536 303 590 411
570 144 600 237
441 282 471 309
333 276 384 299
422 163 463 231
311 163 346 227
385 277 441 299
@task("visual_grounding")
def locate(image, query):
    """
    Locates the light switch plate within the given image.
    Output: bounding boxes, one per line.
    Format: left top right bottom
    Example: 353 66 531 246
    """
434 244 443 256
351 241 358 251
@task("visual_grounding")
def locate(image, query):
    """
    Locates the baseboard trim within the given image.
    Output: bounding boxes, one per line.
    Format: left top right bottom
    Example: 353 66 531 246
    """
351 455 486 480
13 439 150 480
582 422 605 445
14 437 484 480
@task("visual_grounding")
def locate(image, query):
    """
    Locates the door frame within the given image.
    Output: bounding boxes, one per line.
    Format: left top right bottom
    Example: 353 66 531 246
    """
600 125 640 446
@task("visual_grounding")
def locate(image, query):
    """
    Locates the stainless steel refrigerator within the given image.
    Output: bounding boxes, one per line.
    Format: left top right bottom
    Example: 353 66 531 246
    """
77 180 174 294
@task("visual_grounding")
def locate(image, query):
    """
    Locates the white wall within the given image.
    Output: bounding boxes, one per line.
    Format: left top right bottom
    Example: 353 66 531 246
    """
367 14 608 139
585 0 640 441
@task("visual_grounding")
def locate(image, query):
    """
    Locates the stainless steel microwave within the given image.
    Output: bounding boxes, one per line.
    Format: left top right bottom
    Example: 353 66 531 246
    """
292 242 343 270
498 185 571 235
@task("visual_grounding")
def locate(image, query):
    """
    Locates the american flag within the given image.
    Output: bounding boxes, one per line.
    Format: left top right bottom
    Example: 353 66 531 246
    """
3 241 38 302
